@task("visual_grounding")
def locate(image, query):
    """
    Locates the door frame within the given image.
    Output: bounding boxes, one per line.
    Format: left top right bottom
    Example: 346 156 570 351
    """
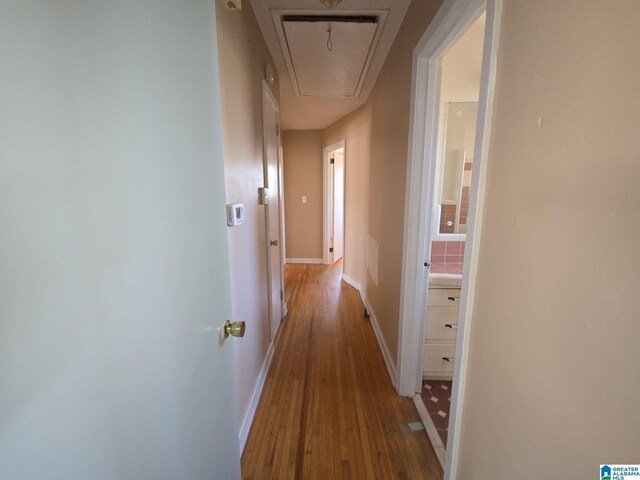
278 145 287 317
396 0 502 478
261 80 286 341
322 140 346 266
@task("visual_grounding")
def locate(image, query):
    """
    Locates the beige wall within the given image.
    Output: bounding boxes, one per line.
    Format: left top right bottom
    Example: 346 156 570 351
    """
458 0 640 476
324 0 442 364
215 2 278 430
282 130 324 260
323 106 372 283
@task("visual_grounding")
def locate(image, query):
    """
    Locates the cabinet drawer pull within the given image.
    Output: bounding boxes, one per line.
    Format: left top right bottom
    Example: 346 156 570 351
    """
445 324 458 329
447 296 460 301
442 357 455 362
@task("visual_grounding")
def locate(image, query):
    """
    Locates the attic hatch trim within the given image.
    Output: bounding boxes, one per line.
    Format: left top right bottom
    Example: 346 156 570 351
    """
271 9 389 99
281 15 378 23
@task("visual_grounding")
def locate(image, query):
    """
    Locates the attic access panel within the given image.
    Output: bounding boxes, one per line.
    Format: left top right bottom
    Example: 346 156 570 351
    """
281 15 379 98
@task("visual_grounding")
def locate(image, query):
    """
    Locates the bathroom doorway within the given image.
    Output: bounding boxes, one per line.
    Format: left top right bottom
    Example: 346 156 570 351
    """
418 13 485 454
397 0 502 477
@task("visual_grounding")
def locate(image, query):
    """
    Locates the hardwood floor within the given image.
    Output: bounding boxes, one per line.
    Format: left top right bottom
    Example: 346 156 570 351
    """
241 263 443 479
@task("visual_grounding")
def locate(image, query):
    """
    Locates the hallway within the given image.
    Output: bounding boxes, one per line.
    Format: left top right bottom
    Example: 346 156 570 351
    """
241 263 442 479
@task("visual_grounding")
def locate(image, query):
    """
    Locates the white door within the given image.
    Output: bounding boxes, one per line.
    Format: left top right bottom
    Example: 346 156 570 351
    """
0 3 241 479
332 151 345 263
262 82 284 341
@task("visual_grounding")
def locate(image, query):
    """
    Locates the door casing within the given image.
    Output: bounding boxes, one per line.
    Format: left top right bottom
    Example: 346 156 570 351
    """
261 80 285 342
322 140 346 266
396 0 503 478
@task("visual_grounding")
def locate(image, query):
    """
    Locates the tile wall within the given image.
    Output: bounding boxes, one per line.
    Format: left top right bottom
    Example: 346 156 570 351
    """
430 240 465 275
459 186 470 226
439 204 457 234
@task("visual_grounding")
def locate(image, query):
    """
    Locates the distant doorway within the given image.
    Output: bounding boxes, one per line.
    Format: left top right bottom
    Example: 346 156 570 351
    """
323 141 346 267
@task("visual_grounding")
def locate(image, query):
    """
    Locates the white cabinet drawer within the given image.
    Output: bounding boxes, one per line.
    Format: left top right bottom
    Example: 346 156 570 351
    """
422 343 455 377
425 307 458 341
427 288 461 307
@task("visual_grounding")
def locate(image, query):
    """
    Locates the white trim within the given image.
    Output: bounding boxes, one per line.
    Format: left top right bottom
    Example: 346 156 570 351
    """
341 273 361 291
279 145 287 295
412 394 446 468
342 274 397 388
322 140 346 266
286 258 324 264
396 1 502 479
239 341 275 453
261 80 285 343
269 9 389 99
445 3 502 478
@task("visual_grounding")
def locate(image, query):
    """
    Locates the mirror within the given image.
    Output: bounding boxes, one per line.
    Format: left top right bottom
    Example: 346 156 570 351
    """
439 101 478 235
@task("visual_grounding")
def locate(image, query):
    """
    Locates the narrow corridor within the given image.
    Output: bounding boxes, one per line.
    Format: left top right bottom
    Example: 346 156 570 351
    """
242 263 442 479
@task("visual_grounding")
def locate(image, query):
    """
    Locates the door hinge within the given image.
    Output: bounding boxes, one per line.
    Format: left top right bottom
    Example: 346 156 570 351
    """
329 247 334 253
280 290 284 301
330 158 335 164
276 124 280 136
258 187 270 205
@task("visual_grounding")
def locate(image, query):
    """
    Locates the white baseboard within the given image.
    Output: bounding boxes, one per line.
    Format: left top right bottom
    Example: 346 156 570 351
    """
239 341 275 453
341 273 362 292
366 302 398 389
412 394 446 468
286 258 324 264
341 274 398 388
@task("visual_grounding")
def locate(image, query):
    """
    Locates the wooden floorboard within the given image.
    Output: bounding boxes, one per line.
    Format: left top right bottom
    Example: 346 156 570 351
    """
241 263 443 480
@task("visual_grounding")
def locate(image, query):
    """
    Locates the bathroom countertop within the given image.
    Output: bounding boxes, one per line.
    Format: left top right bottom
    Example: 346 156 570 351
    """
429 271 462 288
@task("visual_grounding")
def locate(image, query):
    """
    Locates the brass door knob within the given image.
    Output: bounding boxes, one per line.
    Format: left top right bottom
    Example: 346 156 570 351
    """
223 320 246 338
270 239 279 246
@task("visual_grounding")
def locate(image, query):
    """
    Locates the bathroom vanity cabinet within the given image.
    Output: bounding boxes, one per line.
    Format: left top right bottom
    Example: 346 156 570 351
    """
423 284 461 380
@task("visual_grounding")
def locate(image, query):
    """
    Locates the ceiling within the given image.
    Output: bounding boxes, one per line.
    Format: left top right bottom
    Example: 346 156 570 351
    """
251 0 411 130
441 13 486 103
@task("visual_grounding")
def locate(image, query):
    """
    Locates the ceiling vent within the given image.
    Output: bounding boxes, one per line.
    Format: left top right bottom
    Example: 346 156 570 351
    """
225 0 241 10
272 11 388 98
319 0 343 7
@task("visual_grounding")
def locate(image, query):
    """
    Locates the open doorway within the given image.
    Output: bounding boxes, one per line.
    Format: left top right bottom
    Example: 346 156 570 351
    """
397 0 502 478
323 141 346 267
416 13 485 463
